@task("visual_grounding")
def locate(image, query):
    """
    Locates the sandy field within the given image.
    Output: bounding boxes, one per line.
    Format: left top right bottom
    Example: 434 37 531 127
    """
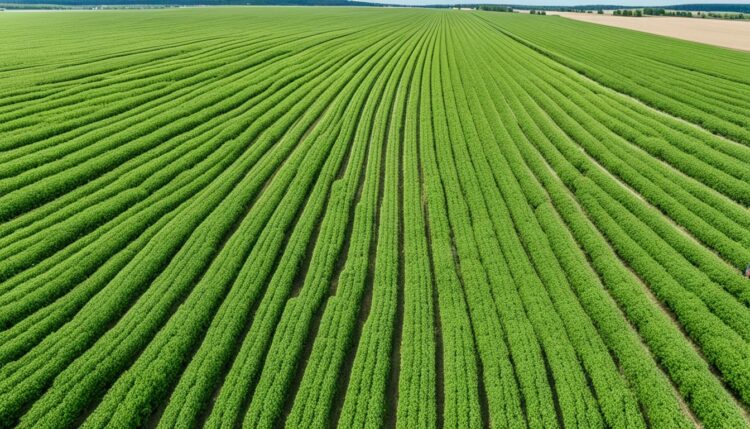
547 11 750 52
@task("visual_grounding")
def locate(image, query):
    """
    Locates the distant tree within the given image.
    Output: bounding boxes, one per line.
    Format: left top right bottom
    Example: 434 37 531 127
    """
634 9 642 16
597 9 603 14
478 5 512 12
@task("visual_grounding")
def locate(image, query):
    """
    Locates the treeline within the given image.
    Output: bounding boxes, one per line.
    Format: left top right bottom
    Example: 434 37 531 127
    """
613 8 745 19
642 8 693 16
668 3 750 13
491 4 750 13
0 2 175 7
0 2 72 7
4 0 749 12
0 0 376 5
466 5 546 14
695 11 747 19
477 4 513 12
613 9 643 16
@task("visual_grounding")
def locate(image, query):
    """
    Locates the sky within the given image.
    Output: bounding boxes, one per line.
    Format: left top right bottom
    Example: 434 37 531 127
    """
354 0 748 6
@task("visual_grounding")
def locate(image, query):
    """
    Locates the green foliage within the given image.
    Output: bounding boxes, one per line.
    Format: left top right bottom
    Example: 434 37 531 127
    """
478 5 513 12
1 8 749 429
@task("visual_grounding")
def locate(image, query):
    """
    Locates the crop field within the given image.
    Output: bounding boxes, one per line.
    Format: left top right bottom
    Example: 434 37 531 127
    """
0 7 749 429
543 12 750 52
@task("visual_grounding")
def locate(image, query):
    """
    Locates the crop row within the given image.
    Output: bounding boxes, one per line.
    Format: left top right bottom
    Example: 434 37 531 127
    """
2 8 749 429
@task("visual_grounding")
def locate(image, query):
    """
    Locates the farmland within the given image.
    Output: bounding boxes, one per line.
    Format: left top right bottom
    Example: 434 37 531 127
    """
1 7 750 429
544 11 750 52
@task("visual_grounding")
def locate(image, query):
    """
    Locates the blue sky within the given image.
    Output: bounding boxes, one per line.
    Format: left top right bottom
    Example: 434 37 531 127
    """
355 0 747 6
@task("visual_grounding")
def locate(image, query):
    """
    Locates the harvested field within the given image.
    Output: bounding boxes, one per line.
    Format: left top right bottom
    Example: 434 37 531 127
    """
547 11 750 51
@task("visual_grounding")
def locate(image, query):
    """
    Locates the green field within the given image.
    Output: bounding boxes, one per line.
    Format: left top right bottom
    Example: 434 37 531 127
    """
1 7 749 429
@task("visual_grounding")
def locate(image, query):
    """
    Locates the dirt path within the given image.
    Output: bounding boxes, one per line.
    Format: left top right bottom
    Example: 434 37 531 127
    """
547 12 750 52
